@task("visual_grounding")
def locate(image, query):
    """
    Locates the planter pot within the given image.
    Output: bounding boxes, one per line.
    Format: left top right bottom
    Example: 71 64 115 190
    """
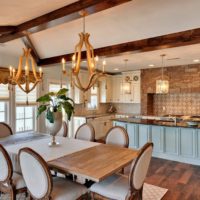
46 112 62 146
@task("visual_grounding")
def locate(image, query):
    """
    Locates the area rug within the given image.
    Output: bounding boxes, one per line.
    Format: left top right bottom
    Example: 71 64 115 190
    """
143 183 168 200
1 183 167 200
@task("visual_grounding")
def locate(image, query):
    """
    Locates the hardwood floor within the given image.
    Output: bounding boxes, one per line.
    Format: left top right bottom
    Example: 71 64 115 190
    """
94 157 200 200
126 157 200 200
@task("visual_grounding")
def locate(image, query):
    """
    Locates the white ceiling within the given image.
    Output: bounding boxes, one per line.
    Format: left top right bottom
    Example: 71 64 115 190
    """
0 0 77 25
1 0 200 72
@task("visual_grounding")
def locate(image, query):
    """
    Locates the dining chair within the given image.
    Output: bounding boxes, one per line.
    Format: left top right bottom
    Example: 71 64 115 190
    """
90 142 153 200
56 121 68 137
105 126 129 148
0 144 26 200
19 147 88 200
75 123 95 142
0 122 13 138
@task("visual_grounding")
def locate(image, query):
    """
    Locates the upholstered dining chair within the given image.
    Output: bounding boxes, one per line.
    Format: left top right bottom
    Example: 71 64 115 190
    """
0 144 26 200
90 142 153 200
19 147 88 200
105 126 129 148
56 121 68 137
75 123 95 142
0 122 13 138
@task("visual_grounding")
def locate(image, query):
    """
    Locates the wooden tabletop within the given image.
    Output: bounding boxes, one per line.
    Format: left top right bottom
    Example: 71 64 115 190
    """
48 144 138 182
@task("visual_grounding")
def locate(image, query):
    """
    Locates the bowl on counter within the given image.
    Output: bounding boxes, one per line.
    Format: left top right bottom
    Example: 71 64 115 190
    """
186 121 199 126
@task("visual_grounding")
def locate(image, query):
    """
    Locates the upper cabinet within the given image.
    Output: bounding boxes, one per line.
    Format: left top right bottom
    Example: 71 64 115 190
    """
73 72 90 104
99 76 112 103
111 71 141 104
75 70 141 104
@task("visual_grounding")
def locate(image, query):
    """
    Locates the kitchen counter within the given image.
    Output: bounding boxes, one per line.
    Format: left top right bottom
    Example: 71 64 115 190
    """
113 118 200 166
113 118 200 129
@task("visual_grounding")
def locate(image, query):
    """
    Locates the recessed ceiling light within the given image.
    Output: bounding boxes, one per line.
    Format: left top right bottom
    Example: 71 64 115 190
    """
114 68 119 71
193 59 200 63
148 64 155 67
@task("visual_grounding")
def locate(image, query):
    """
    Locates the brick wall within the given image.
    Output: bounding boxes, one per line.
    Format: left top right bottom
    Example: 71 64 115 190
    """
141 64 200 115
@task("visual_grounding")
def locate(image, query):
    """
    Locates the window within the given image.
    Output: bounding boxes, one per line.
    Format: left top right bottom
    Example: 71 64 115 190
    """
15 84 37 133
0 102 7 122
49 83 62 93
87 85 98 110
0 84 9 123
16 106 35 132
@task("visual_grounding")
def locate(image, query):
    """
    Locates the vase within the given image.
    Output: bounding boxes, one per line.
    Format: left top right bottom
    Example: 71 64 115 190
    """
45 112 62 146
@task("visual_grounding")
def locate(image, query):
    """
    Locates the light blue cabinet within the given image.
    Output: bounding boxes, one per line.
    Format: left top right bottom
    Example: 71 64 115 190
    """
151 126 163 153
113 120 200 165
138 125 150 148
164 127 178 155
113 121 127 129
180 128 194 158
126 123 138 149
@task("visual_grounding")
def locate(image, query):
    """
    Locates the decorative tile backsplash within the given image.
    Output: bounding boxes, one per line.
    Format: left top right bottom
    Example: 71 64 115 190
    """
153 93 200 116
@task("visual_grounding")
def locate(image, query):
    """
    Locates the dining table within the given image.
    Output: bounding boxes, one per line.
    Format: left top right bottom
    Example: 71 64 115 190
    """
1 132 138 183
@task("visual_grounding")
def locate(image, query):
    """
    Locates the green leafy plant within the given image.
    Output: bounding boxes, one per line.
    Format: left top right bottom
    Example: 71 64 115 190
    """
36 88 74 123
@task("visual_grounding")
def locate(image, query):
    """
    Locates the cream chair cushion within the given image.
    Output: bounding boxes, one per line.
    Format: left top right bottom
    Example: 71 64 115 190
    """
90 174 129 200
51 177 88 200
0 123 12 138
106 127 128 147
131 144 153 190
75 123 94 141
19 151 49 199
3 172 26 190
0 150 9 181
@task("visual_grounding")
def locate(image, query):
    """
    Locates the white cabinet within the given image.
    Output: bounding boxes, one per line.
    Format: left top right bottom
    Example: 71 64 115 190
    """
72 117 86 137
99 76 112 103
74 72 90 104
109 71 141 104
87 115 114 140
111 75 123 103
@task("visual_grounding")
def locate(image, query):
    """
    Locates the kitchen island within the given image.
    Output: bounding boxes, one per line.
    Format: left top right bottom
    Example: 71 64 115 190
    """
113 118 200 165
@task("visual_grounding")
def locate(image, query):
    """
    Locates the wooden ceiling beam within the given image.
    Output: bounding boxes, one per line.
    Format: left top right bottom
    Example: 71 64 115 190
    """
21 35 40 63
38 27 200 66
0 26 16 34
0 0 131 43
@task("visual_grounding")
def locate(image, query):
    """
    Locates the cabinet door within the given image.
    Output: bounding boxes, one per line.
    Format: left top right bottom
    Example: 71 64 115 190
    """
164 127 178 155
151 126 163 153
180 128 195 158
127 123 138 149
73 117 86 136
138 125 150 148
113 121 127 130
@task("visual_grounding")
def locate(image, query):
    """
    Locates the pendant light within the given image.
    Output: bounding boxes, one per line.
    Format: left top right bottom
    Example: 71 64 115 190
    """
156 54 169 94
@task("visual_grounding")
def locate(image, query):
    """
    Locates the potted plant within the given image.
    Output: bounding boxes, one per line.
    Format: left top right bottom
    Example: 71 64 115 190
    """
36 88 74 146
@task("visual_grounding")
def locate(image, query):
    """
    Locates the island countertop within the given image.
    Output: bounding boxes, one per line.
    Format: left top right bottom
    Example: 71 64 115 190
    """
113 118 200 129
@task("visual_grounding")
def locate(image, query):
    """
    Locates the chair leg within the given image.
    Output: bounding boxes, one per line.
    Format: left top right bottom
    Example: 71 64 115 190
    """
138 186 143 200
90 192 95 200
10 190 16 200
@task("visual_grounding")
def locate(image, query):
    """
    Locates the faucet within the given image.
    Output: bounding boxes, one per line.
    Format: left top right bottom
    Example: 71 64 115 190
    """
171 117 177 126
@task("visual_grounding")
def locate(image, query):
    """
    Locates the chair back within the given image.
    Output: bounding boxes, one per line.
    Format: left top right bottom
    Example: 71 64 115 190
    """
0 122 13 138
56 121 68 137
105 126 129 148
129 142 153 192
0 144 13 183
75 123 95 142
19 148 52 199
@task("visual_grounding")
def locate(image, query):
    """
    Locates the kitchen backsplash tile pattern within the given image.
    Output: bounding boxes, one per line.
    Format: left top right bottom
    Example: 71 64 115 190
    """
74 103 110 116
141 64 200 115
154 93 200 116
